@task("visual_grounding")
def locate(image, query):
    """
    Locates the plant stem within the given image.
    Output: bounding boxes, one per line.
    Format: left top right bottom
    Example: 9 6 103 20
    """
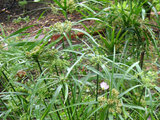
55 65 59 76
126 87 145 119
0 97 7 109
110 46 115 97
140 51 145 69
95 63 99 120
54 104 61 120
55 65 73 120
1 71 21 103
1 71 22 115
72 82 79 120
61 82 72 120
138 87 145 104
34 57 46 83
2 71 16 92
35 57 61 120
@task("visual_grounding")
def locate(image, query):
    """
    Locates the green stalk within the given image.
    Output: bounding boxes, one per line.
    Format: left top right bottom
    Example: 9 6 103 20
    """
54 104 61 120
115 0 118 6
110 46 115 98
95 63 99 120
64 10 68 20
55 65 73 120
0 76 6 89
71 82 79 120
129 0 132 13
68 32 78 119
34 57 60 120
140 51 145 69
55 65 60 76
1 71 22 103
0 97 8 110
43 99 56 120
62 37 65 49
1 71 22 115
66 86 74 120
63 0 68 20
138 87 145 104
139 36 146 70
61 81 72 120
34 57 47 84
126 86 145 119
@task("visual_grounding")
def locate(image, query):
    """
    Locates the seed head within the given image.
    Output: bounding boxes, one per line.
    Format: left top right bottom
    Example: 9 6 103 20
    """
54 20 72 34
112 88 119 97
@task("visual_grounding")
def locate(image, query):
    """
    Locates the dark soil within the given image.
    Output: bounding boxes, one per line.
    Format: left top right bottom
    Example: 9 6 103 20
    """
0 2 95 37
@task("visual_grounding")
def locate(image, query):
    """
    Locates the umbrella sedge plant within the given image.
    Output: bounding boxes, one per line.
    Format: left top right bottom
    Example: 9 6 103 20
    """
0 0 160 120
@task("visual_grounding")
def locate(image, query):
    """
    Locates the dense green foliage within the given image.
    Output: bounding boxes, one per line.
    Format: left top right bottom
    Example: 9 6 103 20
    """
0 0 160 120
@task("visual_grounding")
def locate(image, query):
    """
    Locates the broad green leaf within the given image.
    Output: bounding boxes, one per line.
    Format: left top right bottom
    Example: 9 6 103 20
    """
122 62 139 80
109 114 113 120
9 41 35 47
123 104 145 111
119 85 142 98
155 86 160 93
64 83 68 104
40 85 62 120
86 104 105 119
7 25 34 38
75 18 103 25
72 28 99 47
50 101 97 114
63 32 73 49
86 65 104 78
77 3 96 14
66 53 85 78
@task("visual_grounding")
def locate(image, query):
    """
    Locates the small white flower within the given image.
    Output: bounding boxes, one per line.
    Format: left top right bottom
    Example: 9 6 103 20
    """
48 39 51 42
4 43 8 47
127 57 131 60
100 82 109 90
51 46 55 49
34 0 40 2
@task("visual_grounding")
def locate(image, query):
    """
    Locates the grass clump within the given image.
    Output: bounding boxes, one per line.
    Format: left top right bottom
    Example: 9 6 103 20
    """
0 0 160 120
